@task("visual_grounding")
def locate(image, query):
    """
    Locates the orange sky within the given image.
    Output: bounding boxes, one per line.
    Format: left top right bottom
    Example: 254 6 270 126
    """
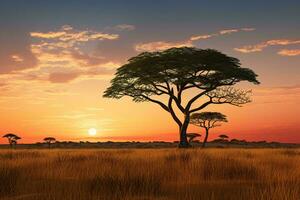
0 1 299 144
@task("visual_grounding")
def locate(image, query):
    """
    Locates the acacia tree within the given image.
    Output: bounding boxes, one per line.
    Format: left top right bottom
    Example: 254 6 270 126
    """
43 137 56 148
219 134 229 141
103 47 259 147
190 112 228 147
3 133 21 148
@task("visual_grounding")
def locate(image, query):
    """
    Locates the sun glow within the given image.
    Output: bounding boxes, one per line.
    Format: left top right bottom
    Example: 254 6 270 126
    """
88 128 97 136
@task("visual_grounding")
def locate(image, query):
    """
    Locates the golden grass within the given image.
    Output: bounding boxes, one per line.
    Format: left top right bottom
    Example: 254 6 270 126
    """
0 148 299 200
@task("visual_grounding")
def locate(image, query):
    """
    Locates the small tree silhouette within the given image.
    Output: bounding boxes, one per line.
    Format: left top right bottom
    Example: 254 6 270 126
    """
3 133 21 148
219 134 229 141
186 133 201 143
190 112 228 147
43 137 56 148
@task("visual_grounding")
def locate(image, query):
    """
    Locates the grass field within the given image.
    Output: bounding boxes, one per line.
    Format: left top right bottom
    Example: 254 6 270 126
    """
0 149 299 200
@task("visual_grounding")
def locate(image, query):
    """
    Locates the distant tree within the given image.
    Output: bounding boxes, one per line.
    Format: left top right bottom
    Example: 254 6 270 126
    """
186 133 201 143
103 47 259 147
43 137 56 148
190 112 228 147
2 133 21 148
219 134 229 141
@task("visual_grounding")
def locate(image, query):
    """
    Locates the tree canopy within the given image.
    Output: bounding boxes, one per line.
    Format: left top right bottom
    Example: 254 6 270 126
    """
44 137 56 142
190 112 228 129
103 47 259 147
219 134 229 139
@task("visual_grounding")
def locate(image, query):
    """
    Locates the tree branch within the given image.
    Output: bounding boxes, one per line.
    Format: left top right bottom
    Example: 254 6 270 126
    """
168 96 183 127
140 95 169 112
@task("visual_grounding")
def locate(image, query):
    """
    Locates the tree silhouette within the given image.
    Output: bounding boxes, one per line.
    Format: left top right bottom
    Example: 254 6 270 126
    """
43 137 56 148
190 112 228 147
2 133 21 148
103 47 259 147
219 134 229 141
186 133 201 143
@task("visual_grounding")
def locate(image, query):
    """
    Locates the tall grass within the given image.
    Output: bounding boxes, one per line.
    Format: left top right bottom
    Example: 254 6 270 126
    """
0 149 299 200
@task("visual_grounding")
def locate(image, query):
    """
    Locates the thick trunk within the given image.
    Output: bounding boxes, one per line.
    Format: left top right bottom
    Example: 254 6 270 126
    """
202 129 209 148
178 114 190 148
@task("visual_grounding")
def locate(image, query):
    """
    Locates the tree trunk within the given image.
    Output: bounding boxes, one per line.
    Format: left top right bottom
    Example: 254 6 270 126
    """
9 139 12 149
178 114 190 148
202 128 209 148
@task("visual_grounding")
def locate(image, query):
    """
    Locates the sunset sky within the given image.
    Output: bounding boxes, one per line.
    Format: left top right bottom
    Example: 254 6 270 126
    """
0 0 299 144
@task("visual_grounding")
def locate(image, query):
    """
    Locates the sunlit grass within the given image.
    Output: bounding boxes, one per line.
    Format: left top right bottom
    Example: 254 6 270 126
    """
0 149 299 200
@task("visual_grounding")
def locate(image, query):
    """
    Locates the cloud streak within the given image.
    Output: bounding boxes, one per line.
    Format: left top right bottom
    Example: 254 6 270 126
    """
277 49 300 56
234 39 300 53
135 27 255 52
114 24 135 31
30 26 119 42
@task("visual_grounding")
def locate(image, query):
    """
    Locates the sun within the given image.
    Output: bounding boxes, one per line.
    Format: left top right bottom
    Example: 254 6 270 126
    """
88 128 97 136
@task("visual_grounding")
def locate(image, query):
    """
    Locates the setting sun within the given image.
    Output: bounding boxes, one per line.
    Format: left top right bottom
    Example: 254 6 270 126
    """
88 128 97 136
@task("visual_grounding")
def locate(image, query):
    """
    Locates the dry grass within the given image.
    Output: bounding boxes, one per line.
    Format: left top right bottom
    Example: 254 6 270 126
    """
0 148 299 200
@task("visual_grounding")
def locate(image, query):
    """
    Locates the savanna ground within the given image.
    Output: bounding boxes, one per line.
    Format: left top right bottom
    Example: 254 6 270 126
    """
0 149 299 200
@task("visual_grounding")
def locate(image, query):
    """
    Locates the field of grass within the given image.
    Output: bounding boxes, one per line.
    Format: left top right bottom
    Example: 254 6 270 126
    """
0 148 299 200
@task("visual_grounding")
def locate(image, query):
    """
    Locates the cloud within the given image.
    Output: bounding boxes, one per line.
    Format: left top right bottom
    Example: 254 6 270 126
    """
135 27 255 52
48 71 81 83
277 49 300 56
29 25 120 82
30 25 119 42
190 27 255 42
135 40 193 52
190 34 214 41
10 54 24 62
47 62 118 83
30 31 66 39
241 28 256 31
0 24 121 93
234 39 300 53
219 29 239 35
71 51 105 66
0 44 38 74
114 24 135 31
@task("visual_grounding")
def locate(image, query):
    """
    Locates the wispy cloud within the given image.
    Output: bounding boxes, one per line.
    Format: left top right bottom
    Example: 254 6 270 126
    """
114 24 135 31
190 27 254 42
30 31 66 39
234 39 300 53
277 49 300 56
0 25 121 95
190 34 214 41
30 25 119 41
135 27 255 52
219 29 239 35
11 55 24 62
